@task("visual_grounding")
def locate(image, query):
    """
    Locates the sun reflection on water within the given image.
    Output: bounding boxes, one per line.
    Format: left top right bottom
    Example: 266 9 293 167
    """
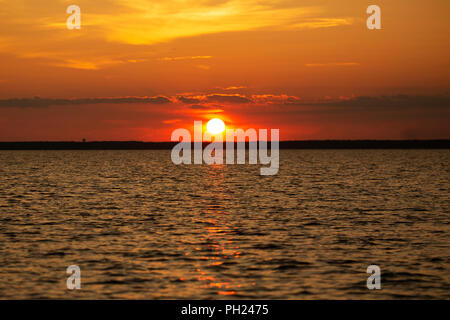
194 164 240 297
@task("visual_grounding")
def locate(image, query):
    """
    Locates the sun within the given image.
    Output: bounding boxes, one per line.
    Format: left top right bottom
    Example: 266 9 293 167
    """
206 118 226 134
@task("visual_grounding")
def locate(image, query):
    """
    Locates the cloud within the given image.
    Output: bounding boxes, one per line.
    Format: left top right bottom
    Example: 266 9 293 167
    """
252 94 301 104
177 93 252 104
0 1 352 51
3 94 448 118
0 96 172 108
159 56 212 61
289 18 353 30
216 86 247 90
97 1 344 45
177 96 203 104
313 95 450 109
178 93 301 105
206 94 252 104
0 0 356 75
305 62 360 67
280 95 450 119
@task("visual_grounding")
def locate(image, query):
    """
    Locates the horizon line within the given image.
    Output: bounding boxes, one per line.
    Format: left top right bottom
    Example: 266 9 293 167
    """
1 139 450 143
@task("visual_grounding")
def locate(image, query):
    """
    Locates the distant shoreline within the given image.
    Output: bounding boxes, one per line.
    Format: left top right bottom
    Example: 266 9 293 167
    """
0 140 449 150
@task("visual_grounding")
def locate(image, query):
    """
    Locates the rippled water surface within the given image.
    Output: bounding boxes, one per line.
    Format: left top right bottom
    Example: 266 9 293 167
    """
0 150 449 299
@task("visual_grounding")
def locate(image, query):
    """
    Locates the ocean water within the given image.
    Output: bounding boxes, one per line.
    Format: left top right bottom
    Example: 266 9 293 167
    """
0 149 448 299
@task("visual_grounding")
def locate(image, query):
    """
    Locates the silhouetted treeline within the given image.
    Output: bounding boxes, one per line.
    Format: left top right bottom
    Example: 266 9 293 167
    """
0 140 449 150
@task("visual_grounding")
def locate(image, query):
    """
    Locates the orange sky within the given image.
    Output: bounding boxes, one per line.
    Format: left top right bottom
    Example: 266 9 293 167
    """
0 0 449 141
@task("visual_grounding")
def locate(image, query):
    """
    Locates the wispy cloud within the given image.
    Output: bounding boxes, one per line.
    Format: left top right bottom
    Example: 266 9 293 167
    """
0 1 352 47
251 94 301 104
159 56 212 61
0 96 172 108
100 1 335 45
177 93 300 105
289 18 353 30
0 0 356 73
305 62 360 67
216 86 247 90
206 94 252 104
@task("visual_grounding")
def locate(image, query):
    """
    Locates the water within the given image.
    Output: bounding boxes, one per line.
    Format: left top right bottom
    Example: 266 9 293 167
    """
0 150 448 299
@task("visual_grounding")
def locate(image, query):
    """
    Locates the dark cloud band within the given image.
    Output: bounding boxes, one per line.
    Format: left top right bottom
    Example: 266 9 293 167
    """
0 96 172 108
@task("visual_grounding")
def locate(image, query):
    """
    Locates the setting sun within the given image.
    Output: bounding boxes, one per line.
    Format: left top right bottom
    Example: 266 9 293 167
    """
206 118 226 134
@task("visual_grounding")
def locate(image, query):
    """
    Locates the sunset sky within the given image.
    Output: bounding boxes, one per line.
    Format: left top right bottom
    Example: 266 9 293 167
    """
0 0 449 141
